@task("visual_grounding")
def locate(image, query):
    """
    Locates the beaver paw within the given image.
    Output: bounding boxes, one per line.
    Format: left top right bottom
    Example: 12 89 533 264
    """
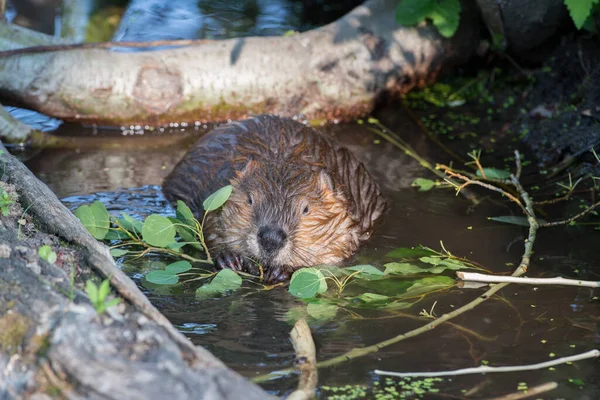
264 266 291 283
215 252 246 272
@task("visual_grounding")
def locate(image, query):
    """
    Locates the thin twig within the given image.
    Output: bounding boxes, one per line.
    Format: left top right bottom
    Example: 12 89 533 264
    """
457 272 600 288
438 164 529 216
374 349 599 377
540 200 600 227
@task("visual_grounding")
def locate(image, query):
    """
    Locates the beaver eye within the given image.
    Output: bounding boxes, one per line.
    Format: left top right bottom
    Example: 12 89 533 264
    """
302 204 309 215
247 194 253 205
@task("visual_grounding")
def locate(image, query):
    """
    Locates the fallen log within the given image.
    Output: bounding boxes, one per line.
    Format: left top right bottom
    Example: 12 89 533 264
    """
0 0 481 126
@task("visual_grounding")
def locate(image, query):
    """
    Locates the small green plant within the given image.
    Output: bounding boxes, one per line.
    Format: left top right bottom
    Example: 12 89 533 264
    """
75 186 241 297
0 188 15 217
395 0 461 38
38 245 57 264
86 279 120 314
283 243 487 324
565 0 600 30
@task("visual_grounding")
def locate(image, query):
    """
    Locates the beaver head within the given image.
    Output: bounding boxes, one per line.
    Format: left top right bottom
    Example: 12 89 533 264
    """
204 159 361 271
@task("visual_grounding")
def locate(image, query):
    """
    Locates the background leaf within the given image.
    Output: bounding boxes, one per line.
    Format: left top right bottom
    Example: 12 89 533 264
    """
395 0 435 25
429 0 461 38
565 0 599 29
118 213 143 233
110 248 129 257
476 168 511 180
386 247 437 259
411 178 436 191
344 264 384 280
306 303 338 322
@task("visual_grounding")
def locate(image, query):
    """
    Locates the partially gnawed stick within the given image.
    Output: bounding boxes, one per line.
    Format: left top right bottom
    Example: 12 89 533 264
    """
287 319 318 400
457 272 600 288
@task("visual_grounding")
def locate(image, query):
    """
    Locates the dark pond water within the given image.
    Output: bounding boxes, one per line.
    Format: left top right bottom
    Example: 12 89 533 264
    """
22 104 600 399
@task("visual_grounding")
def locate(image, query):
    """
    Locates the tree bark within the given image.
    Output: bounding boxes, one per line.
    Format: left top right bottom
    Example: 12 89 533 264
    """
0 0 481 126
0 142 275 399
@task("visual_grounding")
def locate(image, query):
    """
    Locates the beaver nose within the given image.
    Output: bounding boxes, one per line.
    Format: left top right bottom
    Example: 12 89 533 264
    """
257 226 287 253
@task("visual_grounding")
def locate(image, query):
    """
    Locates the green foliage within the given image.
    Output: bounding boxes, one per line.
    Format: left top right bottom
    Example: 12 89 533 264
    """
395 0 461 38
86 279 120 314
0 188 15 217
476 168 511 180
141 215 176 247
38 245 57 264
75 200 110 239
411 178 436 191
203 185 233 211
289 268 328 298
565 0 599 29
196 269 242 298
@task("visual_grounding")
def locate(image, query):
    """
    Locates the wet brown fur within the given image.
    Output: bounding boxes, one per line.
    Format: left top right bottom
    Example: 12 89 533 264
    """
163 115 387 278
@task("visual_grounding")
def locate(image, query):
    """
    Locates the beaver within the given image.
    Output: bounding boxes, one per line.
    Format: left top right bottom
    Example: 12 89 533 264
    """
162 115 387 282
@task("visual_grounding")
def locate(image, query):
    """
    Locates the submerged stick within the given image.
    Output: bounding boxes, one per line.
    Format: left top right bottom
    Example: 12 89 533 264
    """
374 349 599 377
489 382 558 400
287 319 318 400
457 272 600 288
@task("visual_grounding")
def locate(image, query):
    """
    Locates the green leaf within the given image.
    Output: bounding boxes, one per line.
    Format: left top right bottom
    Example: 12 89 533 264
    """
383 301 414 310
411 178 436 191
395 0 435 26
142 214 176 248
386 257 469 275
105 230 130 240
110 248 129 257
98 279 110 301
118 213 143 234
171 208 205 251
146 270 179 285
429 0 461 38
488 215 530 226
384 262 426 275
167 242 187 250
358 292 390 303
344 264 384 280
105 298 121 308
86 280 98 304
403 276 455 297
165 260 192 274
565 0 599 29
306 303 338 321
289 268 327 298
176 200 196 225
203 185 233 212
38 245 57 264
476 168 511 180
386 247 437 259
196 269 242 298
75 201 110 240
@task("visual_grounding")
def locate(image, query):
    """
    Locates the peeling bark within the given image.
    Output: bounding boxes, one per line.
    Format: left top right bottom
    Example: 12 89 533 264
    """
0 0 481 125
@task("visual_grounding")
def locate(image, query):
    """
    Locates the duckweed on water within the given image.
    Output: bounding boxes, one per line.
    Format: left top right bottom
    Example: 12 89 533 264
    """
321 377 444 399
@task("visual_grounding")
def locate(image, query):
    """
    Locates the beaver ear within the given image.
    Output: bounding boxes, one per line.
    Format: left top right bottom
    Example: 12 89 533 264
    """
235 159 257 180
317 170 335 193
